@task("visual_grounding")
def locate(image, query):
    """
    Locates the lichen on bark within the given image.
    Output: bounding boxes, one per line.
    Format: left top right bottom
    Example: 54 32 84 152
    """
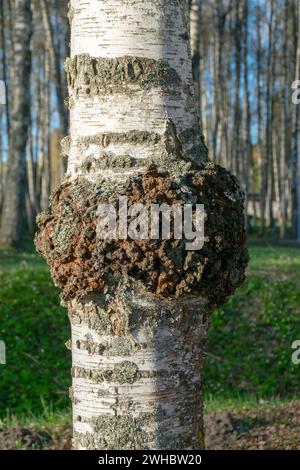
65 54 182 99
69 288 209 450
64 122 208 173
35 161 248 309
71 360 139 384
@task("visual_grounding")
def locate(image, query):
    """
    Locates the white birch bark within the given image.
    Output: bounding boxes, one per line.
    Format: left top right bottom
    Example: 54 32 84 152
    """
66 0 208 180
66 0 209 450
70 292 209 450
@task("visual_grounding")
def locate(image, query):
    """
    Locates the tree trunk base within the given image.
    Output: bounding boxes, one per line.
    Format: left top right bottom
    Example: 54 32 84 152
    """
69 288 210 450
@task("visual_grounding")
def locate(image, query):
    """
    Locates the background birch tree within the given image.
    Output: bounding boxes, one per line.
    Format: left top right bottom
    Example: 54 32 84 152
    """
35 0 247 450
0 0 32 246
292 0 300 242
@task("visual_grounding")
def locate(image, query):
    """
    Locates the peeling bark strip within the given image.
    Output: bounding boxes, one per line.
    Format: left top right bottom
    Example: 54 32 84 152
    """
36 0 248 450
70 292 209 450
65 55 182 96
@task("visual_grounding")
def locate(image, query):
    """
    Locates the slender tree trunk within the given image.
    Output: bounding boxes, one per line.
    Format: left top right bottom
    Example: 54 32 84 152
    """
40 0 68 137
279 0 289 239
26 129 38 233
199 37 208 147
216 0 230 167
259 1 274 236
278 0 289 239
292 0 300 241
190 0 202 124
40 51 51 212
242 0 251 230
0 0 32 247
212 28 219 160
0 0 10 135
34 49 43 212
232 0 242 176
268 4 277 238
36 0 247 450
255 5 264 235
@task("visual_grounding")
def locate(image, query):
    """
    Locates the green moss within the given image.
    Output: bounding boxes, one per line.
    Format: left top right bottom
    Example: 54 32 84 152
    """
0 249 70 416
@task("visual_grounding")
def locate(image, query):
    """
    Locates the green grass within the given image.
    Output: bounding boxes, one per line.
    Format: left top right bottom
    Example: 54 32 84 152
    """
0 400 71 431
204 394 298 413
204 241 300 400
0 241 300 421
0 248 70 416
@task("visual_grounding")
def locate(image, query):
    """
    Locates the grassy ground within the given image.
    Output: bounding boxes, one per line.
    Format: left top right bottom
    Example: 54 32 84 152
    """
205 243 300 399
0 241 300 448
0 249 70 416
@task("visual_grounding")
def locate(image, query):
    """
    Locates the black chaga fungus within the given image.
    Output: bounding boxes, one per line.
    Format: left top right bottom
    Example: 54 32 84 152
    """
35 162 248 308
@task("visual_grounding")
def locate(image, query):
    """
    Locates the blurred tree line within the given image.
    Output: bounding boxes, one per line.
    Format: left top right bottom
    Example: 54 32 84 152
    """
0 0 69 247
0 0 300 247
190 0 300 240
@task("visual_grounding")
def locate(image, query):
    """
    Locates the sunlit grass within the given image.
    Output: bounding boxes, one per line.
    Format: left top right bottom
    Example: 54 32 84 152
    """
1 241 300 420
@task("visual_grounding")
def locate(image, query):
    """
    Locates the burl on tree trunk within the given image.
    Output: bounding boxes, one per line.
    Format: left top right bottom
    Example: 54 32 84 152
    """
35 0 248 450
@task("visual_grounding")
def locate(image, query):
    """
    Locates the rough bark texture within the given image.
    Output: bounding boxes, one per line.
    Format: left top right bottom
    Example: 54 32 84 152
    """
35 0 247 450
35 162 247 308
69 290 209 450
0 0 32 246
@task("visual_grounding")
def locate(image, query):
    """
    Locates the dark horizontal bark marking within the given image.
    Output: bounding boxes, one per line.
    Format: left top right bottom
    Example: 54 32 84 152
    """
71 364 203 385
75 154 194 176
71 364 170 384
65 54 182 97
72 361 140 384
78 130 162 148
61 125 207 168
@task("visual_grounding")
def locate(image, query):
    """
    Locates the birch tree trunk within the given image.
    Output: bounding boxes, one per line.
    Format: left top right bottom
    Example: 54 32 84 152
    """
40 51 51 212
0 0 32 246
190 0 202 123
242 0 251 230
279 0 289 240
232 0 242 177
41 0 68 138
0 0 10 136
292 0 300 242
68 0 207 450
36 0 247 450
266 0 276 236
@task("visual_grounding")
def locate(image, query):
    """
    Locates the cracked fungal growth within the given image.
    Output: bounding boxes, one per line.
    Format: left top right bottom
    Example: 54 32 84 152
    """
35 161 248 309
